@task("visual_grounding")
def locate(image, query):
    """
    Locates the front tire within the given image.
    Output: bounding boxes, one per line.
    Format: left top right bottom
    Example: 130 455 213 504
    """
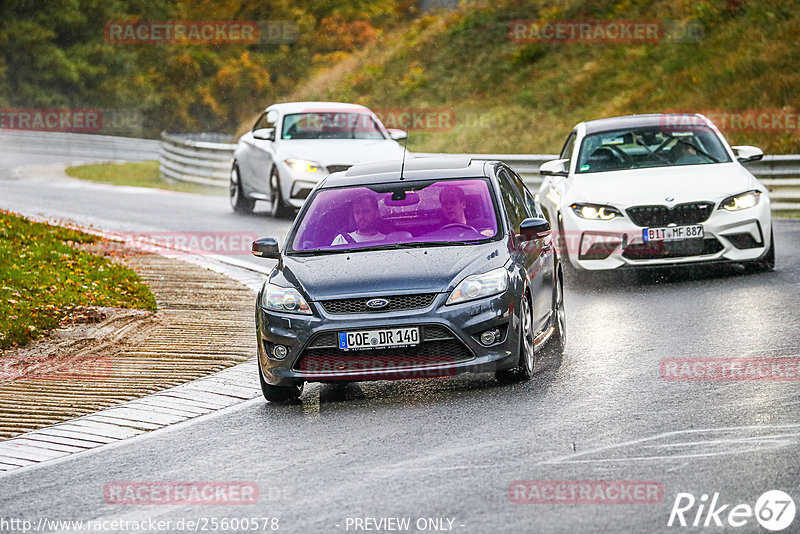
258 362 303 403
496 292 535 383
269 168 293 219
542 267 566 357
230 164 255 214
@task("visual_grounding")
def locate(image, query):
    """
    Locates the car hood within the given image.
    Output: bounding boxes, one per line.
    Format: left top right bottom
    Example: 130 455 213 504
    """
566 163 760 206
273 242 508 301
276 139 406 166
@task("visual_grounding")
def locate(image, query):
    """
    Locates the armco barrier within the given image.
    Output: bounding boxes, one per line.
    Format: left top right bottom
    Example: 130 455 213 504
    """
158 132 236 186
156 134 800 214
0 130 159 161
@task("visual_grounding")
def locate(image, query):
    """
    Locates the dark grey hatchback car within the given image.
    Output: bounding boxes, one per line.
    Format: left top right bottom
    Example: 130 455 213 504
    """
251 157 566 402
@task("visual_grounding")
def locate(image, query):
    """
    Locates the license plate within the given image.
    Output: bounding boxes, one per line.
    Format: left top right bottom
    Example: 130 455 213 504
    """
643 225 703 242
338 327 419 351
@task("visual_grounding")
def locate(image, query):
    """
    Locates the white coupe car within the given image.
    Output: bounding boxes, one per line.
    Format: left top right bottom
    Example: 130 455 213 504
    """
537 113 774 272
231 102 407 217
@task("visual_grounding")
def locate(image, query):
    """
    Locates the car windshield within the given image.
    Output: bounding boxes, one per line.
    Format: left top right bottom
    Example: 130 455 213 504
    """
289 178 500 253
576 125 731 173
281 112 386 140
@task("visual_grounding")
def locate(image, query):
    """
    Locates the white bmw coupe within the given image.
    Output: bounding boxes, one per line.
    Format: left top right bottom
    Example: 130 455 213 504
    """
537 114 774 272
231 102 407 218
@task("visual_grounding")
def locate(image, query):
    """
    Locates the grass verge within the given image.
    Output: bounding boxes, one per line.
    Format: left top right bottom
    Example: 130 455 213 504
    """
0 211 156 350
65 161 226 196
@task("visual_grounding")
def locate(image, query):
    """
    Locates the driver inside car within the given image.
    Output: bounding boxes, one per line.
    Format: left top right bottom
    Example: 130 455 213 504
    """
331 193 386 245
439 185 474 228
670 141 706 165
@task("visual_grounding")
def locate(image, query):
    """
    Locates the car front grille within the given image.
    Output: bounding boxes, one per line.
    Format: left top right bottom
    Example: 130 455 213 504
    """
622 237 724 260
325 164 352 174
626 202 715 227
318 293 437 315
295 326 472 376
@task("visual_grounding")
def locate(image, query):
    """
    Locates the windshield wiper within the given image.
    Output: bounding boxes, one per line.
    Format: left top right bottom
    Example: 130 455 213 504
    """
291 247 355 255
341 242 462 251
437 239 485 245
291 240 486 255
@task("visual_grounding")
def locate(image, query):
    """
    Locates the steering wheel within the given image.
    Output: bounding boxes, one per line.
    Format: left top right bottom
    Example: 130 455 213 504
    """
609 145 634 165
442 223 475 231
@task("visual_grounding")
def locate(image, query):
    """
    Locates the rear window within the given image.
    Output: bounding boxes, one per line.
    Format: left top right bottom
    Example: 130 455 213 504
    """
289 178 500 253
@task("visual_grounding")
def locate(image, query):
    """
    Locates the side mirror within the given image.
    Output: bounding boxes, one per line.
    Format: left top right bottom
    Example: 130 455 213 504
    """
388 129 408 141
253 128 275 141
519 217 551 240
539 159 569 176
732 145 763 163
252 237 280 259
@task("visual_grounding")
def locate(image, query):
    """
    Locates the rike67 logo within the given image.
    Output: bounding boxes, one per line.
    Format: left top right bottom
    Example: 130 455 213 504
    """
668 490 795 531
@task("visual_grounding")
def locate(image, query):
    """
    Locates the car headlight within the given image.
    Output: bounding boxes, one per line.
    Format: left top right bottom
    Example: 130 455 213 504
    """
719 190 761 211
285 158 321 174
261 283 312 314
446 267 508 305
570 203 621 220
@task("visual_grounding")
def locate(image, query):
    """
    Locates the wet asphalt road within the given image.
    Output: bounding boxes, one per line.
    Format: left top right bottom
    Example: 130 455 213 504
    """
1 151 799 533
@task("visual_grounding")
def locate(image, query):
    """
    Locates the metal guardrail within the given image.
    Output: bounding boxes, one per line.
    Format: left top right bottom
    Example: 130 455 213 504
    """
0 130 160 161
158 132 236 186
158 135 800 213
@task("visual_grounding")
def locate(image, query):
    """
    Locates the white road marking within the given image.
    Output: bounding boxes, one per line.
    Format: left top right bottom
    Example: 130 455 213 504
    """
539 424 800 465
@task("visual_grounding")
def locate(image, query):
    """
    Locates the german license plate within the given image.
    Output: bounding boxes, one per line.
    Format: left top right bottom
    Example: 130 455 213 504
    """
338 327 419 351
643 225 703 242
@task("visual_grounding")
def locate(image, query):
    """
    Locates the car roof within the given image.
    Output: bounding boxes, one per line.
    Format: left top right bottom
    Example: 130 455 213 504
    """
580 113 712 135
265 102 373 114
318 157 489 188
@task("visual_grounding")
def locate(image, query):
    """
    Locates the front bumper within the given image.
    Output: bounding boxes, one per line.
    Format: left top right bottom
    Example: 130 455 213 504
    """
561 200 772 271
256 291 521 386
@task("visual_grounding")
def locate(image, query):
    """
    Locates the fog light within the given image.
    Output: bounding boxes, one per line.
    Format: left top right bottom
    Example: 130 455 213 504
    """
480 330 498 346
273 345 288 359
